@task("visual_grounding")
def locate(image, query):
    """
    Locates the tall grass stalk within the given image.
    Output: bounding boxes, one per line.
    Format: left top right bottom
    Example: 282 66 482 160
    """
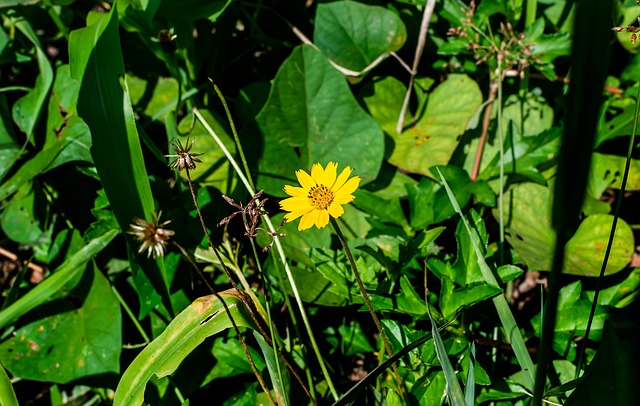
437 168 536 389
576 82 640 376
330 218 407 400
534 0 614 403
193 107 340 400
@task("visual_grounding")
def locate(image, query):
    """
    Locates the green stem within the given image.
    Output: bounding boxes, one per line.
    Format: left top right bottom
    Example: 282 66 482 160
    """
250 240 289 406
576 79 640 377
330 217 406 400
210 80 256 191
193 107 339 400
111 285 150 345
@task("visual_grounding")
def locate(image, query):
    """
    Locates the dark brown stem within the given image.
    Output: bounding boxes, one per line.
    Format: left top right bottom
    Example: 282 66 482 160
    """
183 169 316 405
172 241 276 406
330 218 407 401
470 79 499 182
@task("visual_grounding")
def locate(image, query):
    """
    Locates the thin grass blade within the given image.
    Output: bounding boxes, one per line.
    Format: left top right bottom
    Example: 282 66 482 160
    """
437 167 535 388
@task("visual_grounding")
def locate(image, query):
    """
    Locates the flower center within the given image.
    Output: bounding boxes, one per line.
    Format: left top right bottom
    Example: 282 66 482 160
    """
308 184 334 210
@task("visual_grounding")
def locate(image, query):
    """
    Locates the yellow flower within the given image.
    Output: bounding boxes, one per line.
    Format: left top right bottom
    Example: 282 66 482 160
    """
280 162 361 231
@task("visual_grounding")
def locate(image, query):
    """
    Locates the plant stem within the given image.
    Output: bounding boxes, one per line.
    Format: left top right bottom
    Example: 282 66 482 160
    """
111 285 150 345
193 106 339 400
330 217 407 400
249 240 289 406
172 241 277 406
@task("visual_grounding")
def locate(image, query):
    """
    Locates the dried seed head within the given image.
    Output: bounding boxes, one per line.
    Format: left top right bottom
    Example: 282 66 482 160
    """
218 190 285 251
165 137 204 171
128 211 175 258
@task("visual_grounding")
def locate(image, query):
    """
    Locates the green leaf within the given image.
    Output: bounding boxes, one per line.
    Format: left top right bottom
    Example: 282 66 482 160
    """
565 321 637 405
0 266 121 383
0 229 118 330
430 311 466 406
254 45 384 196
69 6 172 313
362 75 482 176
499 182 634 276
369 275 428 316
501 90 554 138
589 153 640 197
11 15 53 140
437 168 535 389
113 291 258 406
531 281 608 360
314 1 406 72
0 182 46 244
0 364 18 406
440 277 502 319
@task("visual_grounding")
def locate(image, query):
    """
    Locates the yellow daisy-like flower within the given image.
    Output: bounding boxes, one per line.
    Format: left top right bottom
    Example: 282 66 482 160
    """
280 162 361 231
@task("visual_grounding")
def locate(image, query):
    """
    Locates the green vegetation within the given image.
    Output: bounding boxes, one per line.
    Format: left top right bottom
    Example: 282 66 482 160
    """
0 0 638 404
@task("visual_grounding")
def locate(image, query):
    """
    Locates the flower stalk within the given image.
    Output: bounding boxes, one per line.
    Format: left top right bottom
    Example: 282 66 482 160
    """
193 107 338 401
330 217 407 399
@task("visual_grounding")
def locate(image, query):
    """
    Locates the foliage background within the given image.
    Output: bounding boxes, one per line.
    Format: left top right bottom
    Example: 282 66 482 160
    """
0 0 639 405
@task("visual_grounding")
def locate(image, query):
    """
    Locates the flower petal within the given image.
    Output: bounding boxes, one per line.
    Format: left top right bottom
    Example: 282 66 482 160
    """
334 194 355 204
310 163 324 183
332 166 352 191
285 207 313 222
327 202 344 218
321 162 337 187
335 176 361 196
280 196 311 212
299 210 320 230
284 185 307 197
316 210 330 228
296 169 316 190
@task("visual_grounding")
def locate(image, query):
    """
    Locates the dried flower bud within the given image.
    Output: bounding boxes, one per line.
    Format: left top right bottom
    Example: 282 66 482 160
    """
165 137 204 172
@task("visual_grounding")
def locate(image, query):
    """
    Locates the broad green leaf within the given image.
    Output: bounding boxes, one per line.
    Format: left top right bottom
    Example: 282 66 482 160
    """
369 275 428 316
0 229 117 330
440 277 502 319
0 95 21 181
531 281 608 361
0 266 121 383
406 165 477 230
615 5 640 53
584 268 640 308
335 322 375 356
588 153 640 198
113 291 257 406
69 6 172 313
362 75 482 176
595 102 636 147
499 182 634 276
475 0 523 23
0 182 45 244
314 1 406 72
478 126 561 183
501 90 554 138
254 45 384 196
11 15 53 141
127 74 179 120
